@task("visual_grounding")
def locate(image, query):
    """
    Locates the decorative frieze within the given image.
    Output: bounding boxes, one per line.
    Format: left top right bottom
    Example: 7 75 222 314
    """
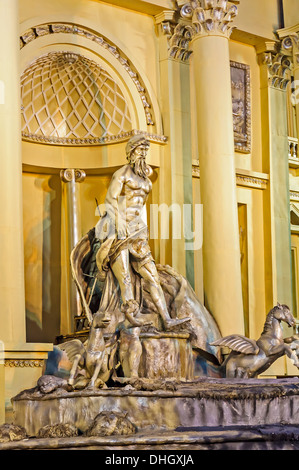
235 173 268 190
4 360 44 368
20 23 155 126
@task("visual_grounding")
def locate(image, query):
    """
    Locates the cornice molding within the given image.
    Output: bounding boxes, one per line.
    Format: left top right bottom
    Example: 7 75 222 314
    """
235 172 268 190
277 24 299 40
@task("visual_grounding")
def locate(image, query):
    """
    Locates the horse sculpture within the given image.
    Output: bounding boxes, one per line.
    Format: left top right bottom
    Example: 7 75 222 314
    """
211 303 299 378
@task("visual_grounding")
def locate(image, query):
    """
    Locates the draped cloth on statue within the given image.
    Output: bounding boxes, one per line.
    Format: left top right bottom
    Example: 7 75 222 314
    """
71 227 222 364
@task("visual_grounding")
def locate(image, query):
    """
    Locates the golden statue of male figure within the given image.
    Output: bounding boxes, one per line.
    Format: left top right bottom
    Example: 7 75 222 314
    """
95 134 190 330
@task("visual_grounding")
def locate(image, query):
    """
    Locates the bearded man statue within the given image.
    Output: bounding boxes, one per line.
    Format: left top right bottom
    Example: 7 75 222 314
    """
70 134 222 368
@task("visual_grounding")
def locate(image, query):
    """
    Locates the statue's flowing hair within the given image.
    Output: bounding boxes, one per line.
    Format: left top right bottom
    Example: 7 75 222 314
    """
261 304 289 334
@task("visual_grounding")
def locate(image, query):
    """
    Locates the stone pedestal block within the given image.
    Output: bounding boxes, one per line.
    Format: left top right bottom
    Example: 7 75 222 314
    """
12 378 299 437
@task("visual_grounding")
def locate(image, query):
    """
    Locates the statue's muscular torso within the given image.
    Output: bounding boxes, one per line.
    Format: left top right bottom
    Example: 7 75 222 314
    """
105 164 152 225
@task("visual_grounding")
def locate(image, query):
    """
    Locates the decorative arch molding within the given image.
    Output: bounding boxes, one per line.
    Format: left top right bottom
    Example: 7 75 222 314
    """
19 22 158 133
21 51 136 146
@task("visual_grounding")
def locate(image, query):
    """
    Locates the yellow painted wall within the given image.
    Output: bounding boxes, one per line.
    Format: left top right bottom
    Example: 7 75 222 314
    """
236 186 266 340
234 0 280 39
80 174 112 235
23 172 62 343
283 0 299 27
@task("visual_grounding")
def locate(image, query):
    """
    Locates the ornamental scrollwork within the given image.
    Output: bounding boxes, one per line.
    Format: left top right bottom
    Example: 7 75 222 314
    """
260 50 292 90
4 360 44 368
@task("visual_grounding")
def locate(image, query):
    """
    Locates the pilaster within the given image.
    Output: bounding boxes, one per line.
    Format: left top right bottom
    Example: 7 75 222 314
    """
155 12 194 286
257 41 293 324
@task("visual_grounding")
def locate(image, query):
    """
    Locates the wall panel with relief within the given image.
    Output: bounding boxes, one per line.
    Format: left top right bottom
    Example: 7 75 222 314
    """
231 61 251 154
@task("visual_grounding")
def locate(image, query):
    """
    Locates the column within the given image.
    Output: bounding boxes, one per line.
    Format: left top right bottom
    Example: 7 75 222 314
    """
60 168 86 334
178 0 244 336
155 12 195 287
0 0 26 346
257 43 293 310
0 0 52 423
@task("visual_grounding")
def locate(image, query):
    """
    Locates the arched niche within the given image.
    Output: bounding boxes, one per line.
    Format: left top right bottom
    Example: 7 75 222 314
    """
19 22 165 171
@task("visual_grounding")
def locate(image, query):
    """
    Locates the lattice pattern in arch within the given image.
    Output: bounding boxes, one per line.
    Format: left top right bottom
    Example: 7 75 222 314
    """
21 52 132 144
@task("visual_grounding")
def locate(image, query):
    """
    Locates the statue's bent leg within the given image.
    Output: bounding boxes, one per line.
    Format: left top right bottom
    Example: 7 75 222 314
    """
111 249 134 303
137 261 190 330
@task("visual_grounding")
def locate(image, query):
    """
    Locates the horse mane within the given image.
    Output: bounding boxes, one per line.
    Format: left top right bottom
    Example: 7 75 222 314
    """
261 305 287 334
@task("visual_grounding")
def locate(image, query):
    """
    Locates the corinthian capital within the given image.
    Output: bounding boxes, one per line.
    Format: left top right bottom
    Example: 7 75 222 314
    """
257 42 292 90
281 34 299 67
178 0 239 38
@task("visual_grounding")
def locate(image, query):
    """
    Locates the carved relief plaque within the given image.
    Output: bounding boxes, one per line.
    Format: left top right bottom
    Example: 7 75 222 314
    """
230 61 251 153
